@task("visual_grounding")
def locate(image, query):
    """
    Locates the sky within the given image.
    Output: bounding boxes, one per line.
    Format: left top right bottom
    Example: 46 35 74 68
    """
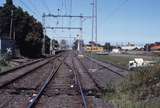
0 0 160 45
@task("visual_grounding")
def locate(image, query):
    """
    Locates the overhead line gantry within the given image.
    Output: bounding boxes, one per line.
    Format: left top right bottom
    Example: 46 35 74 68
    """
42 13 92 54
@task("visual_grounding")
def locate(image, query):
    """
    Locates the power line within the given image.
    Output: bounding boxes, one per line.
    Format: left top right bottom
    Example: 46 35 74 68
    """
38 0 52 32
69 0 72 15
64 0 67 15
27 0 41 17
40 0 51 14
18 0 39 17
107 0 129 20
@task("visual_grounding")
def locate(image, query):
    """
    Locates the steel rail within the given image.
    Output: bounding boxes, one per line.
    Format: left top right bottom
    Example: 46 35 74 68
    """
0 55 62 89
0 54 61 76
86 56 126 78
76 56 104 91
27 56 65 108
72 57 88 108
0 59 42 76
86 55 129 71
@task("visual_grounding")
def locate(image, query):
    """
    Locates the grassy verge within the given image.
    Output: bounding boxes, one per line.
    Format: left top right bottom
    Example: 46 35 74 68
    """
0 65 12 72
104 65 160 108
0 58 12 72
88 54 132 69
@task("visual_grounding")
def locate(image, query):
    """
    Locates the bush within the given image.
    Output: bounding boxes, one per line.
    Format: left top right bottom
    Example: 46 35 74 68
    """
104 65 160 108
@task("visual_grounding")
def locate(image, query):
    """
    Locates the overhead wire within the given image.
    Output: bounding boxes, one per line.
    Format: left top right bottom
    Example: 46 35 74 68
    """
27 0 41 17
61 0 64 32
38 0 53 36
18 0 39 18
40 0 51 14
64 0 67 15
107 0 129 20
69 0 72 45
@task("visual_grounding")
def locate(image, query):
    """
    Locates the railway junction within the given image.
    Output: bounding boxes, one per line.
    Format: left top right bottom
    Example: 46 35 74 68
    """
0 51 128 108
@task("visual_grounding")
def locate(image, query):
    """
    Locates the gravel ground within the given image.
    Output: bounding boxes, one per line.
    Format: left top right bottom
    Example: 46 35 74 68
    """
36 95 83 108
5 62 53 90
37 55 83 107
0 92 29 108
73 57 98 90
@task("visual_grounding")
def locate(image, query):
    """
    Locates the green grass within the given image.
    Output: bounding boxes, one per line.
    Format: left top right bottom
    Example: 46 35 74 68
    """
103 65 160 108
86 53 160 107
104 92 160 108
89 54 133 69
0 65 12 72
0 57 12 72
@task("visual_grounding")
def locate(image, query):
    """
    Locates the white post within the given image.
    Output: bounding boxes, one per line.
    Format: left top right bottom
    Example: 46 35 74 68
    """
77 34 80 52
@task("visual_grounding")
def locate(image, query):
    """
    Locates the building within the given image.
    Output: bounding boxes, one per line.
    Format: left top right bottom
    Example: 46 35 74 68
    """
84 45 104 52
144 42 160 51
150 44 160 51
121 43 137 51
111 48 120 54
84 41 104 52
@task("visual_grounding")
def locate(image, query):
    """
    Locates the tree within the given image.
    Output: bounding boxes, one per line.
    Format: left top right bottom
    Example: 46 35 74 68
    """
60 39 67 49
45 36 50 54
52 39 59 49
0 0 44 57
73 40 84 50
6 0 13 5
23 32 42 57
104 42 112 51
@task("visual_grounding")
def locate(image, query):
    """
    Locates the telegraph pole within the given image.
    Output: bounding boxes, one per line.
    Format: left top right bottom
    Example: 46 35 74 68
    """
91 0 98 43
77 34 80 52
42 13 46 55
9 10 13 40
95 0 97 43
91 0 95 42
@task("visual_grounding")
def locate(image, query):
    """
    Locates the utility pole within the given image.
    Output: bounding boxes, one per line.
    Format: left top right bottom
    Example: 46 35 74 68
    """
91 0 95 42
80 14 83 41
91 0 98 43
42 13 46 55
9 10 13 40
77 34 80 52
95 0 97 43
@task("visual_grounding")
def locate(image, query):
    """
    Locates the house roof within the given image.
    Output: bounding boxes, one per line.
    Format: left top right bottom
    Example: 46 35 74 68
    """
151 45 160 50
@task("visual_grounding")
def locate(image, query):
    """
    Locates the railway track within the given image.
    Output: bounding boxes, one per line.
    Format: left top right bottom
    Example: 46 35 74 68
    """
0 51 115 108
0 54 61 89
71 56 88 108
85 56 128 77
27 55 65 108
76 54 129 90
0 54 64 108
26 52 91 108
76 56 105 90
0 55 59 76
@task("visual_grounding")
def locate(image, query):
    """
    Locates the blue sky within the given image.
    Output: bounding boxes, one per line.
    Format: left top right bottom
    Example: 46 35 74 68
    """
0 0 160 45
